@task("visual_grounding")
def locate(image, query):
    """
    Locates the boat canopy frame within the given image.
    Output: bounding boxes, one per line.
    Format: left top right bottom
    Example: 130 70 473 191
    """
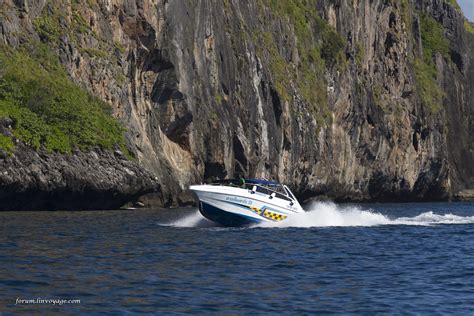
209 178 295 202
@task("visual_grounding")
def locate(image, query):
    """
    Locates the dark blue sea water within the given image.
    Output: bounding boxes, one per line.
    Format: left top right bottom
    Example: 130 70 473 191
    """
1 202 474 314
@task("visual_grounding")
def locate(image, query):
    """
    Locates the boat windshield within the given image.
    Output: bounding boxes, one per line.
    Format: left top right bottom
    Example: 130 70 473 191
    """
209 178 294 202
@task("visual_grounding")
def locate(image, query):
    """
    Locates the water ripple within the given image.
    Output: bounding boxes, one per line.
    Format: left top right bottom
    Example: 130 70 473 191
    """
0 203 473 314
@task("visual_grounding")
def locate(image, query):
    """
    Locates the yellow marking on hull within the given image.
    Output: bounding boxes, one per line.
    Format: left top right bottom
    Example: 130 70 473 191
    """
262 210 287 221
246 206 287 221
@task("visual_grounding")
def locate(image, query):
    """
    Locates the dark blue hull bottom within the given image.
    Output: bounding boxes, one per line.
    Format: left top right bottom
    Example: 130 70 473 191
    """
199 202 260 227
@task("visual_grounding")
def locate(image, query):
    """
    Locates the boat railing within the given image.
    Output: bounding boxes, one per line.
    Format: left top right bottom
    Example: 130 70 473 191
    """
244 183 293 202
208 180 294 202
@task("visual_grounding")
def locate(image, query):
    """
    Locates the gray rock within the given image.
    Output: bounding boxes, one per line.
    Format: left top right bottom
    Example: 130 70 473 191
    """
0 143 159 211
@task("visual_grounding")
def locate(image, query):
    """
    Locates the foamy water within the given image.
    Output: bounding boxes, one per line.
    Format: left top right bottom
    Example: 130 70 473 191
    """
166 202 474 228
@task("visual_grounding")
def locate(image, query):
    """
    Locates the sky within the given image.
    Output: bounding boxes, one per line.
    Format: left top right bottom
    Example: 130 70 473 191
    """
458 0 474 21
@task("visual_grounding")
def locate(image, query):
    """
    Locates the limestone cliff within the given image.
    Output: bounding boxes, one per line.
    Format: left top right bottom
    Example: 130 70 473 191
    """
0 0 472 207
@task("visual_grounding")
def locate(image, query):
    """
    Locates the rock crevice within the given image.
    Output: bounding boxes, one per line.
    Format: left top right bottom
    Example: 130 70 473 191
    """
0 0 472 208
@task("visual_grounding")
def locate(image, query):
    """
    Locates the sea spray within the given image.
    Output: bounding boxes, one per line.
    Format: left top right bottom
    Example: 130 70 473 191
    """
165 210 210 228
394 211 474 226
163 202 474 228
259 202 474 228
257 202 391 228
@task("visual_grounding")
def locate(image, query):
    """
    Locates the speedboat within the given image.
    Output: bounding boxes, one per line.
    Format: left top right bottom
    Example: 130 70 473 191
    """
189 179 304 227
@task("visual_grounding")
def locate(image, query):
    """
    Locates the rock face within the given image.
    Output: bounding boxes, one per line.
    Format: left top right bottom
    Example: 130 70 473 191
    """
0 0 472 207
0 142 159 211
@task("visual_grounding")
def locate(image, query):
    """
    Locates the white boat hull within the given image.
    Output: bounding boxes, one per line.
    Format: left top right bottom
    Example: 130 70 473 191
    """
190 185 304 226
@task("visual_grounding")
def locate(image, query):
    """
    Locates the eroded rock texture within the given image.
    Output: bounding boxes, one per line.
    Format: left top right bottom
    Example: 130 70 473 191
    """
0 143 159 211
0 0 472 207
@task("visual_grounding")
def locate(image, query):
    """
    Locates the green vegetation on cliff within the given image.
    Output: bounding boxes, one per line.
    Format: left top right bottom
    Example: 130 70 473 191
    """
420 14 450 61
33 0 112 60
256 0 345 125
0 134 15 154
414 58 445 113
32 13 61 43
0 42 127 154
465 21 474 34
415 14 449 113
33 1 93 42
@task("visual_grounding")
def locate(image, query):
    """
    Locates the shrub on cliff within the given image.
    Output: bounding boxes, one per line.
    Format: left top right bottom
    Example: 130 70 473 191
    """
420 14 450 61
0 41 127 154
465 21 474 34
415 14 450 113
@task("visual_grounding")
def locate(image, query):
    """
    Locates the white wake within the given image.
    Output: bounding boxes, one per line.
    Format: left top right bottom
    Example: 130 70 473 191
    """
163 202 474 228
166 210 206 227
258 202 474 228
